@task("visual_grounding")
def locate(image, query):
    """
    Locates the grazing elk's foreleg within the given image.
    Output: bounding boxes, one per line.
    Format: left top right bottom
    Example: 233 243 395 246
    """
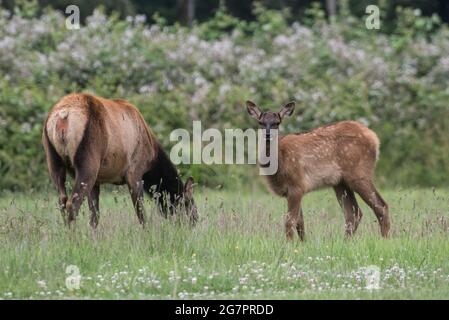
88 184 100 228
285 191 304 241
334 183 363 237
349 180 390 238
126 173 146 226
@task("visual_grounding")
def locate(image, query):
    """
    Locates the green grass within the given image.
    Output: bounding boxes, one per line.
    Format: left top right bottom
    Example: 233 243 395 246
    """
0 187 448 299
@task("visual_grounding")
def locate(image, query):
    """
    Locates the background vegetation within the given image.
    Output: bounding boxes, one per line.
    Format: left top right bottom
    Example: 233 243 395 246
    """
1 0 449 191
3 0 449 26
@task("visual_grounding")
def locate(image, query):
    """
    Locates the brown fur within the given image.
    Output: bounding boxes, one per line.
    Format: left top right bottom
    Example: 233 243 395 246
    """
247 100 390 241
43 93 196 227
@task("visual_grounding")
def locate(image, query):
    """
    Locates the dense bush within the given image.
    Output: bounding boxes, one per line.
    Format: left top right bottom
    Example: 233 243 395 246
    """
1 2 449 191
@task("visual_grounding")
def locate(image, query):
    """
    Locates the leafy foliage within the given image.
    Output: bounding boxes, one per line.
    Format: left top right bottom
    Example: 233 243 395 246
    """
1 3 449 190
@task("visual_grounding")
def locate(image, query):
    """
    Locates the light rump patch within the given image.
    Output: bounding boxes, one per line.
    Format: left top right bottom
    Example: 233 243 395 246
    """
46 105 87 165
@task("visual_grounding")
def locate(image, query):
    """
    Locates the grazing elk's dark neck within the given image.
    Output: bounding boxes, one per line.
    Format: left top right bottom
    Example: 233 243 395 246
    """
142 143 184 214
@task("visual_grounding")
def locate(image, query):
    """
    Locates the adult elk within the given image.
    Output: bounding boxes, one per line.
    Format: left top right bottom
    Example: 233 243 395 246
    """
246 100 390 241
43 93 197 227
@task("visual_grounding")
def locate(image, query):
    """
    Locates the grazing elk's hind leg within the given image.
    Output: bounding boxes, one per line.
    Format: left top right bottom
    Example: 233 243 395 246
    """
334 183 363 237
88 184 100 228
56 168 68 223
43 130 68 223
66 165 99 227
65 95 106 227
126 173 146 226
285 191 304 241
349 180 390 238
51 163 68 223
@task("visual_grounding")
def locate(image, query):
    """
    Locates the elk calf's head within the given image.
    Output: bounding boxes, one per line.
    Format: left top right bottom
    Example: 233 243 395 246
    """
246 100 295 140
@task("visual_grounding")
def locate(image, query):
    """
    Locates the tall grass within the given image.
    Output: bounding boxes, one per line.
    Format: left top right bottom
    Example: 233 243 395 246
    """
0 187 448 299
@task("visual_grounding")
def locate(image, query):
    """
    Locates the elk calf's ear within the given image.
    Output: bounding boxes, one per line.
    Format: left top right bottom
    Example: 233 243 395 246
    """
279 101 295 119
246 100 262 120
184 176 195 200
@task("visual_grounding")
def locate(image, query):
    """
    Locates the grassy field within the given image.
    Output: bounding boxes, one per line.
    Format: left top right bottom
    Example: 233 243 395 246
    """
0 186 448 299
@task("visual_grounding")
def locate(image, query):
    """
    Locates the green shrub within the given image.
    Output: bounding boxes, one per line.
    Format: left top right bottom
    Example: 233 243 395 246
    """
1 3 449 191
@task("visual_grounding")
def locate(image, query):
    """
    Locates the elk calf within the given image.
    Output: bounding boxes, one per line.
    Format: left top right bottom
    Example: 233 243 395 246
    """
246 100 390 240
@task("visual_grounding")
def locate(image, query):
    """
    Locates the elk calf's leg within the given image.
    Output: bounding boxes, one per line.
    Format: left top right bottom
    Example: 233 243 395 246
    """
88 184 100 228
351 181 390 238
334 183 363 236
285 192 303 241
296 208 305 241
371 189 390 237
350 192 363 232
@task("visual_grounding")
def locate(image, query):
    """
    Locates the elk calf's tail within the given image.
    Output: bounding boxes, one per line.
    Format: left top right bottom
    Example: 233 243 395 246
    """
365 129 381 162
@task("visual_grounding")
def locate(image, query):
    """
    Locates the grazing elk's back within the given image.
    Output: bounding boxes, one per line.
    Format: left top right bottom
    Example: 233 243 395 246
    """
45 94 157 184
